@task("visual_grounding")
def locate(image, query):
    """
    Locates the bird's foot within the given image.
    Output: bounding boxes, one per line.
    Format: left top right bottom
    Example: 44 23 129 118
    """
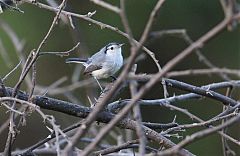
110 76 117 82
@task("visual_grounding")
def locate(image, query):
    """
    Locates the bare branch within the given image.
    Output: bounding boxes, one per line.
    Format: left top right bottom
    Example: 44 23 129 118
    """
90 0 120 14
158 114 240 156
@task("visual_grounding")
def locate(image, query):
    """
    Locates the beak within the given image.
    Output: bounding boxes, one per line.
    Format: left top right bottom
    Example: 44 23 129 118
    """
119 43 125 47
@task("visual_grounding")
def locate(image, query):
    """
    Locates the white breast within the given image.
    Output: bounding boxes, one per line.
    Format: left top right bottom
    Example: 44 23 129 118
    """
107 48 123 74
92 48 123 79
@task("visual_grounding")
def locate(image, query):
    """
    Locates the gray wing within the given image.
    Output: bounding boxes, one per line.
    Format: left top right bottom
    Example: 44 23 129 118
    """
84 47 107 74
84 64 102 75
87 46 107 66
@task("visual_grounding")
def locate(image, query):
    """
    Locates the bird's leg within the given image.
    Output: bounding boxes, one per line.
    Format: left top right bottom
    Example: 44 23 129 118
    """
94 77 103 91
110 75 117 82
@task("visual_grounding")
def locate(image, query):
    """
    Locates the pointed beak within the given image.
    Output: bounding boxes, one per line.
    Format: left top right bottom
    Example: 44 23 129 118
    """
119 43 125 47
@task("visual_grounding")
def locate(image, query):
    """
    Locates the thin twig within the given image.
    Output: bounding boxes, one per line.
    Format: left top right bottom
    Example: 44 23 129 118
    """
161 112 238 135
3 0 68 155
90 0 120 14
158 114 240 156
39 42 80 56
221 87 235 156
77 1 168 155
2 60 22 82
23 0 163 75
129 64 146 156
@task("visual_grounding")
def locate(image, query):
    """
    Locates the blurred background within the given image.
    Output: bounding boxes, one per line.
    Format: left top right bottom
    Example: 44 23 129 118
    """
0 0 239 155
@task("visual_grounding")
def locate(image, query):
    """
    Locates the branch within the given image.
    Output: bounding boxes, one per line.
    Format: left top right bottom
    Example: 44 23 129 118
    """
107 80 240 112
0 87 193 156
158 114 240 155
165 79 239 107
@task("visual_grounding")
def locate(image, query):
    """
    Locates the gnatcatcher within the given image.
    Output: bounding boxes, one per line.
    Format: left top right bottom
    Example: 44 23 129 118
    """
66 42 124 84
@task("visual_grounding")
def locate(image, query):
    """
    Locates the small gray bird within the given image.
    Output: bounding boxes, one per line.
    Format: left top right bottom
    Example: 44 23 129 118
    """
66 42 124 81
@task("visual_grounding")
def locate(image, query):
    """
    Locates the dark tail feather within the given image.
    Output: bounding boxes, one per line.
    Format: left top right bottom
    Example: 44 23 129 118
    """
65 58 87 64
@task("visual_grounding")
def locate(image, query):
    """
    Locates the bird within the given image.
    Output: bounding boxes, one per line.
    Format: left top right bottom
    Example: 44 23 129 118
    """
66 42 124 89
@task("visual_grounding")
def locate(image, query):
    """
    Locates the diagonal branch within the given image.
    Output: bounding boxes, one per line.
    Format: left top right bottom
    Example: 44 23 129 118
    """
0 87 193 156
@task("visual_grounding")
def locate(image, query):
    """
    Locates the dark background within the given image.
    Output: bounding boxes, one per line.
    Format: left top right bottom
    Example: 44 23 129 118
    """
0 0 239 155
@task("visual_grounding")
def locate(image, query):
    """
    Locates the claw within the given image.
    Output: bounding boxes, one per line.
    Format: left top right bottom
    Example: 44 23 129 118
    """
110 76 117 82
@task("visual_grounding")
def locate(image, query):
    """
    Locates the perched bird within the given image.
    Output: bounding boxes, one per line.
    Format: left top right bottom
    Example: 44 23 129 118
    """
66 42 124 89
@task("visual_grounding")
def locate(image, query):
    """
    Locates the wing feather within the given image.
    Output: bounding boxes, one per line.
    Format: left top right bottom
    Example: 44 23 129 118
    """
83 65 102 75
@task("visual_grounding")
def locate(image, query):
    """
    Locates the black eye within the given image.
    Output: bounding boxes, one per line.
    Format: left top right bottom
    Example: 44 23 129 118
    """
110 47 114 50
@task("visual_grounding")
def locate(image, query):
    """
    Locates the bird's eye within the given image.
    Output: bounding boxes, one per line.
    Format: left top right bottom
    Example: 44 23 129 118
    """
110 47 114 50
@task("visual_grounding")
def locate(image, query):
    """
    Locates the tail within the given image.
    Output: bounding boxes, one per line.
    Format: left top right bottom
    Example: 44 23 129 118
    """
65 58 88 64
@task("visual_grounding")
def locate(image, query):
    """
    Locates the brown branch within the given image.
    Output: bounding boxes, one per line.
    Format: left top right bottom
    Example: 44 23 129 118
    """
90 0 120 14
62 0 166 154
92 140 141 155
150 29 231 81
221 87 235 156
158 114 240 156
3 0 68 155
78 1 167 155
96 14 238 156
0 87 193 156
129 64 146 156
128 68 240 82
23 0 162 75
82 9 238 156
39 42 80 56
162 112 238 135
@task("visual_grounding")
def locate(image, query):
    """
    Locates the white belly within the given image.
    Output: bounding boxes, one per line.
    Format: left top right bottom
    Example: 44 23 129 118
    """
91 52 123 79
91 68 111 79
